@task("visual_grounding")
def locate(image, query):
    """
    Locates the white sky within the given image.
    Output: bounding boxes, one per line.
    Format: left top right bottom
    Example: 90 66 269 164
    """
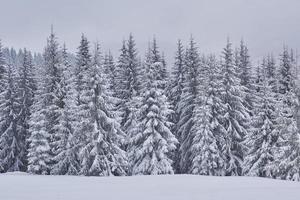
1 0 300 64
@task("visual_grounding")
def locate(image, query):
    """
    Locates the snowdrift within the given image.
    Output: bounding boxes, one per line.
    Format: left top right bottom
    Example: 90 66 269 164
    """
0 172 299 200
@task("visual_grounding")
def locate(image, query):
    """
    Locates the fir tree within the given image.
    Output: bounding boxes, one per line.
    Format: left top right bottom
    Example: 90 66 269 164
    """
50 44 80 175
126 34 141 95
115 35 141 129
0 64 22 172
220 39 249 176
27 89 51 174
129 47 177 175
237 40 254 116
178 37 201 173
264 54 278 93
167 40 185 173
279 46 293 95
0 40 6 92
273 47 300 180
28 30 62 174
277 116 300 181
74 35 93 175
275 87 300 180
190 56 226 175
17 49 36 171
78 40 127 176
103 51 116 94
160 52 168 90
115 40 128 100
243 67 279 177
114 35 143 160
75 34 92 105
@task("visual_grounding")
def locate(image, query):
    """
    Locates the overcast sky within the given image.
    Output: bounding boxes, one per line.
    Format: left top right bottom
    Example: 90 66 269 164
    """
1 0 300 64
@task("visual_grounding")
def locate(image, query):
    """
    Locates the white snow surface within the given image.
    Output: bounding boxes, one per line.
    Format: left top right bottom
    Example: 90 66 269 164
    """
0 172 300 200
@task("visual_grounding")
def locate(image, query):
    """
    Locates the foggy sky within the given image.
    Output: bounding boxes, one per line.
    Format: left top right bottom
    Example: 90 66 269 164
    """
1 0 300 64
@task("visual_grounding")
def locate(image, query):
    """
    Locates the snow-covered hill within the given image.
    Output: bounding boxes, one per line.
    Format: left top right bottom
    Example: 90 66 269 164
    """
0 172 299 200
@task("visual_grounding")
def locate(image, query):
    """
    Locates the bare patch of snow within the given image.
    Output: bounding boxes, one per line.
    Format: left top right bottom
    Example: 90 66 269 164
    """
0 173 299 200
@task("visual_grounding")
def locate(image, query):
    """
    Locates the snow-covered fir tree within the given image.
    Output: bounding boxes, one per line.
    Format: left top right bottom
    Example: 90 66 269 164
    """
237 40 254 116
74 34 91 105
27 80 51 174
276 108 300 181
103 51 116 94
0 40 6 92
160 52 169 90
273 47 300 180
28 30 63 174
114 35 143 160
129 45 178 175
220 39 249 176
189 55 226 175
17 49 36 171
275 85 300 180
126 34 141 95
114 40 128 100
167 40 186 173
167 40 185 121
178 37 201 173
278 47 294 95
148 38 168 90
0 62 23 172
265 54 277 92
50 44 80 175
77 39 127 176
243 65 280 177
73 34 93 175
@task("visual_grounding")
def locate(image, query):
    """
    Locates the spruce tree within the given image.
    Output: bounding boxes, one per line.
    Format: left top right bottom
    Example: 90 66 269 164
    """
17 49 36 171
237 40 254 116
114 35 143 160
75 34 91 105
115 35 141 129
74 34 93 175
27 76 51 174
220 39 249 176
275 87 300 180
50 44 80 175
0 63 22 172
167 40 185 173
243 66 279 177
277 115 300 181
28 30 62 174
103 51 116 95
77 40 127 176
114 40 128 100
0 40 6 92
190 56 226 175
178 37 201 173
266 54 277 89
274 47 300 180
279 47 293 95
129 46 177 175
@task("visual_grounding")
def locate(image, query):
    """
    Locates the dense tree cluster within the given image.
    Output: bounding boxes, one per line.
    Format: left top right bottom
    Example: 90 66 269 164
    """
1 31 300 181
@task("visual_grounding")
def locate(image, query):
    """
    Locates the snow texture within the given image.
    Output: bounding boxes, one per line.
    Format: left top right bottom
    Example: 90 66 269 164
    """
0 172 300 200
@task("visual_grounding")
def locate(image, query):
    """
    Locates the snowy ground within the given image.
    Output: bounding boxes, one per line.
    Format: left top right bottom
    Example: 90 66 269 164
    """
0 172 300 200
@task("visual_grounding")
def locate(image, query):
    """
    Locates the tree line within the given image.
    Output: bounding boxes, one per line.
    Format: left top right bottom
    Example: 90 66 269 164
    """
0 31 300 181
